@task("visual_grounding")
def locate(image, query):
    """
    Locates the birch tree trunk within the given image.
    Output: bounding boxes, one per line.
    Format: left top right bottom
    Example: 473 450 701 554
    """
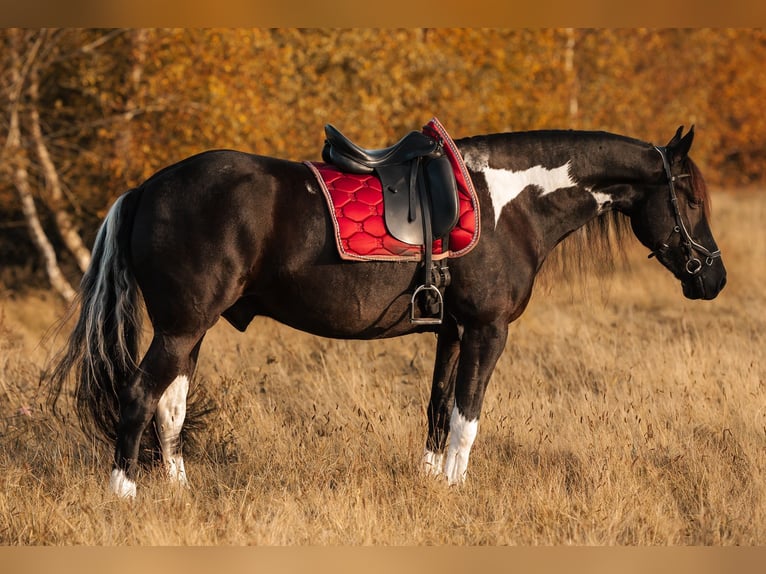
28 63 91 273
564 28 579 125
5 29 76 302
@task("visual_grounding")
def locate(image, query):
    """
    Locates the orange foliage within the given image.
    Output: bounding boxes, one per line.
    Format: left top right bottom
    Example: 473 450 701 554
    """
2 28 765 264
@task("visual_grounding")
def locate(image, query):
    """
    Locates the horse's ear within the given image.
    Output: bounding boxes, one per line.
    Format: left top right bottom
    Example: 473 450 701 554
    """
677 125 694 158
665 125 685 148
667 125 694 159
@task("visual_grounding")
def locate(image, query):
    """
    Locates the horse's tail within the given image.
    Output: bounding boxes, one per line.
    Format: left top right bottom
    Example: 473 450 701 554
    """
47 187 144 443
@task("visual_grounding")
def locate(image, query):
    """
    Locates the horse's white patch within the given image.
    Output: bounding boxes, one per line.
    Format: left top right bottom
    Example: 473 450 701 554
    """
110 468 137 499
443 406 479 485
422 449 444 476
590 190 613 212
156 375 189 485
462 147 490 172
484 162 576 227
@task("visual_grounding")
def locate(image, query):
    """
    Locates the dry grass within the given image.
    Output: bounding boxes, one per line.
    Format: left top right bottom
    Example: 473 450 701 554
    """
0 190 764 545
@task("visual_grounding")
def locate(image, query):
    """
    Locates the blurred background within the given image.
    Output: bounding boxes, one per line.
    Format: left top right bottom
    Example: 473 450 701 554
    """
2 28 764 297
2 29 765 545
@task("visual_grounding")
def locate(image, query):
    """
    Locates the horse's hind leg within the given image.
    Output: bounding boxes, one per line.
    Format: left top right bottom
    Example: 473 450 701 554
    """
109 332 203 499
153 337 204 487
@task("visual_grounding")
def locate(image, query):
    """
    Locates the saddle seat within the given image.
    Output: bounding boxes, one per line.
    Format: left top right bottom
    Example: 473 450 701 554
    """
322 124 440 174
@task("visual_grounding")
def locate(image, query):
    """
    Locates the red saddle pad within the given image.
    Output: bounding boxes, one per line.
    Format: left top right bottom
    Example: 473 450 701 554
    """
306 117 480 262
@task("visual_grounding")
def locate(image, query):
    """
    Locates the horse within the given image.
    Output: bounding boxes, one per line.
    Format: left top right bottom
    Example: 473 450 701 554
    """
47 122 726 499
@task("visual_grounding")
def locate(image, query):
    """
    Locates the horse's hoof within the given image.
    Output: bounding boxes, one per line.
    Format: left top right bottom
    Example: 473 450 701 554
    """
109 468 137 499
422 450 445 477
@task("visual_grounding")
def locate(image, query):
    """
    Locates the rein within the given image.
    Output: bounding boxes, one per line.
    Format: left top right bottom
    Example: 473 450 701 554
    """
649 146 721 275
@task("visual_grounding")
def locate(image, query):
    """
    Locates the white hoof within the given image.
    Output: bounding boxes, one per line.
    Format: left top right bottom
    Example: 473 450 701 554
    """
166 456 189 487
422 449 445 477
109 468 137 499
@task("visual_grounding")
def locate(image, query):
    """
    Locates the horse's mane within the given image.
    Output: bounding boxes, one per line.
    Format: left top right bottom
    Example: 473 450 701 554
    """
686 157 711 219
537 210 631 291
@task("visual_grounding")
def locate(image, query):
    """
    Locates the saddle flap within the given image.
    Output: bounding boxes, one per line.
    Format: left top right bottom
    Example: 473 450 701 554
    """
426 155 460 238
378 155 460 246
378 164 423 245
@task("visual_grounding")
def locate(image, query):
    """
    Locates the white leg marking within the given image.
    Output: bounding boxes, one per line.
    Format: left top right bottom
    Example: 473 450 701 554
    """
110 468 137 499
422 449 445 476
443 405 479 485
156 375 189 486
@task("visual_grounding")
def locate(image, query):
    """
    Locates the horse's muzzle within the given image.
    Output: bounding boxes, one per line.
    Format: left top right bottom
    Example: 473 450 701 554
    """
682 268 727 300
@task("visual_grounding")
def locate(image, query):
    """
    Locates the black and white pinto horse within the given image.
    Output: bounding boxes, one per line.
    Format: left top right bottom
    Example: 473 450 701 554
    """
49 125 726 498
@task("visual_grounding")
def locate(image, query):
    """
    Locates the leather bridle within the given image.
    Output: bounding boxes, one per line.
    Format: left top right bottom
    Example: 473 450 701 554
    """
648 145 721 276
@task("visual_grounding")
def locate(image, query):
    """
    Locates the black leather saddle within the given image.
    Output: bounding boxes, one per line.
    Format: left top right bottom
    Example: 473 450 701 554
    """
322 124 459 246
321 123 461 325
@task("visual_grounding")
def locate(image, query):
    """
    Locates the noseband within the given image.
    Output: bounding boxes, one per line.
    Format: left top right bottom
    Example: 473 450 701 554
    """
648 146 721 275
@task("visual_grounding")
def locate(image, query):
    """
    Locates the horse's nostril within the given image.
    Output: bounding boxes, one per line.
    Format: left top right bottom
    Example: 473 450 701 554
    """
719 275 727 291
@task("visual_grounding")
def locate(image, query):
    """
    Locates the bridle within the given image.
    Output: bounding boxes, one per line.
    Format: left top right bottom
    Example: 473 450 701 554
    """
648 145 721 276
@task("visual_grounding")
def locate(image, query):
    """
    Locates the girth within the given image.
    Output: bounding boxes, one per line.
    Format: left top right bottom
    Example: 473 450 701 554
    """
321 124 461 324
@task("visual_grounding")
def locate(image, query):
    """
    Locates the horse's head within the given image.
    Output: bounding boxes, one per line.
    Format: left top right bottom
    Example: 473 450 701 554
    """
629 126 726 300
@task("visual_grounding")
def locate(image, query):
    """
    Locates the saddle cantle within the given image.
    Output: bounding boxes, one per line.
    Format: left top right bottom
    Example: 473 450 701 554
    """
322 124 459 246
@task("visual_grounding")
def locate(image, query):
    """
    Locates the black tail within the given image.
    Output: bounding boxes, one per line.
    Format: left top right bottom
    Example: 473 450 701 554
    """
47 187 144 442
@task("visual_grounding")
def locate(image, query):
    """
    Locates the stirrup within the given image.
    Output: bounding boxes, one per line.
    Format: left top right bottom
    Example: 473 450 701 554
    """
410 284 444 325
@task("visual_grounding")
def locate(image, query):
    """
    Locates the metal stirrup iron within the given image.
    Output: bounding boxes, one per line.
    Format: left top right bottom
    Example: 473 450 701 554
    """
410 284 444 325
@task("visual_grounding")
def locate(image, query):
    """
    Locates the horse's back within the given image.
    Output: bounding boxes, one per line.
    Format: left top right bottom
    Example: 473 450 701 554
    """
133 149 312 242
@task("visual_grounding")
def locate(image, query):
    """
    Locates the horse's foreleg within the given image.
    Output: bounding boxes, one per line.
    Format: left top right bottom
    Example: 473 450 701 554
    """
110 333 202 499
443 321 508 485
423 317 461 476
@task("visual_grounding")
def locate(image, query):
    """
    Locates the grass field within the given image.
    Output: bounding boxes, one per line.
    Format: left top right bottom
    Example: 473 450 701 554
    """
0 190 763 545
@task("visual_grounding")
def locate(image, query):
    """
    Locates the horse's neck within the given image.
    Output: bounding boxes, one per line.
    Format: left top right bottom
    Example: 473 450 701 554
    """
459 131 653 257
